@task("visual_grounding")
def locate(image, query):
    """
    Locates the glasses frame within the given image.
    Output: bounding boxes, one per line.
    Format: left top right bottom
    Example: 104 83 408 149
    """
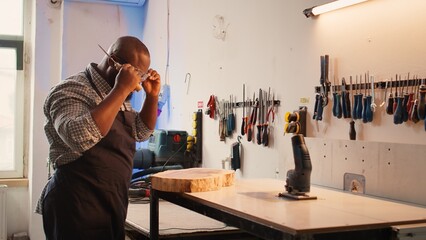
98 44 149 81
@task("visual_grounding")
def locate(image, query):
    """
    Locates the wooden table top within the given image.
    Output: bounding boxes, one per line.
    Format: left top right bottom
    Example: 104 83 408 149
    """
177 178 426 235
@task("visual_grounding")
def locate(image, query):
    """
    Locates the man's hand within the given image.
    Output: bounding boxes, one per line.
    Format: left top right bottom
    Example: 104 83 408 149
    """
142 69 161 98
114 64 144 94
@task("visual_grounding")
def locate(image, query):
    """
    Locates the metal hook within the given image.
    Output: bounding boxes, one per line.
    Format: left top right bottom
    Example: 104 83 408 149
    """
185 73 191 94
237 135 242 144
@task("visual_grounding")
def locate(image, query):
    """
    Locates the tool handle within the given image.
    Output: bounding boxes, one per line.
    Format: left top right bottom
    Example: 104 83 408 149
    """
352 95 359 120
342 92 351 118
336 94 342 119
349 120 356 140
262 125 269 147
241 117 246 136
247 124 253 142
256 125 262 145
394 97 404 124
332 92 338 117
386 94 394 115
407 93 414 121
316 97 324 121
366 96 373 122
362 97 368 123
313 94 320 120
230 113 236 131
402 95 409 122
418 88 426 120
356 94 363 120
411 100 420 123
219 118 225 141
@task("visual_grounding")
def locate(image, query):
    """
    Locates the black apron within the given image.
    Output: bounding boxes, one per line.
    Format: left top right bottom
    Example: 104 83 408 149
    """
42 70 136 240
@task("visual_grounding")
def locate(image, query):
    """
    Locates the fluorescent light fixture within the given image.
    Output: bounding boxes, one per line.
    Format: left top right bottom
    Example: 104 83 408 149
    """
303 0 369 18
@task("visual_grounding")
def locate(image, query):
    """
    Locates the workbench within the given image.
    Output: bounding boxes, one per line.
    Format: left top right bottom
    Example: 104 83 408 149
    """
150 178 426 240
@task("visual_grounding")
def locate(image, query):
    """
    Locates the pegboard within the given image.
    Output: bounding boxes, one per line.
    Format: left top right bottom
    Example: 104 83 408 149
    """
305 137 426 206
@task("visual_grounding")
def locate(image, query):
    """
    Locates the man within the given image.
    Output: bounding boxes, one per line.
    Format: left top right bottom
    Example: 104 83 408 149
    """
36 36 161 240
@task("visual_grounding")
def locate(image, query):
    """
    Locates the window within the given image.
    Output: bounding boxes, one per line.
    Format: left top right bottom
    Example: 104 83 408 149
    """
0 0 25 178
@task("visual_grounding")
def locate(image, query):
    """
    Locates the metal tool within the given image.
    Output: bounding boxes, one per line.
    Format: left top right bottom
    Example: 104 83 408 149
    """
380 79 388 108
332 76 338 118
401 74 410 122
355 75 363 120
98 44 148 92
370 75 376 113
247 93 257 142
241 84 246 136
341 77 351 118
385 77 394 115
394 75 404 125
349 76 356 140
417 79 426 120
411 79 420 123
262 88 271 147
407 78 415 121
314 55 328 121
257 89 263 145
362 74 369 123
333 77 342 119
365 74 373 122
352 76 360 120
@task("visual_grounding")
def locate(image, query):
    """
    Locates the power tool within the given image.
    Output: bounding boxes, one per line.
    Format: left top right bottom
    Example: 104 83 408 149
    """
280 134 317 200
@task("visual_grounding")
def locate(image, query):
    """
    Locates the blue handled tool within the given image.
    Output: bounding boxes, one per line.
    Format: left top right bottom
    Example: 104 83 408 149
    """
341 77 351 119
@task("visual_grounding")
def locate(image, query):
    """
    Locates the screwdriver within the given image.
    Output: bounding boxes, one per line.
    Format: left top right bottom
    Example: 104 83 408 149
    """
362 74 372 123
332 77 337 117
262 89 271 147
355 75 364 120
247 94 257 142
411 79 420 124
401 74 410 122
241 84 246 136
313 93 320 120
316 94 325 121
386 77 394 115
333 77 342 119
352 76 359 119
393 74 400 114
256 89 263 145
341 77 351 119
394 75 404 125
407 79 415 121
417 79 426 121
366 74 373 122
349 76 356 140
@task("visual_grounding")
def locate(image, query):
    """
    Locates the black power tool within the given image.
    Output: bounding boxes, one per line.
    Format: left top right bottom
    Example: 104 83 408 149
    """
280 134 317 200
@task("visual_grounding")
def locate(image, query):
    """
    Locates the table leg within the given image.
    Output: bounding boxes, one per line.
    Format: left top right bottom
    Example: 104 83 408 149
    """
150 188 159 240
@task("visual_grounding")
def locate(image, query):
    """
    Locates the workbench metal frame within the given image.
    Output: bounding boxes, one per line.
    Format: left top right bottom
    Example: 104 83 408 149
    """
149 188 392 240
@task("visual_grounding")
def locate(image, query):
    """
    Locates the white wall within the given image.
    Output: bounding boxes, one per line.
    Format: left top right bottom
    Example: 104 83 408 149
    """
7 0 426 239
142 0 426 204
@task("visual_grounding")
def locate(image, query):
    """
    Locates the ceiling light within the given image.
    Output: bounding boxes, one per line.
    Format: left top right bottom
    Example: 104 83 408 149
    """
303 0 369 18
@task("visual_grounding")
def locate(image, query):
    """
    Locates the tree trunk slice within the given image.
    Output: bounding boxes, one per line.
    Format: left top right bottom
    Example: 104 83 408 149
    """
150 168 235 192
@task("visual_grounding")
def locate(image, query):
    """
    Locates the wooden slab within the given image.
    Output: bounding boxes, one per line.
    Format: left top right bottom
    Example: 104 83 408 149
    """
150 168 234 192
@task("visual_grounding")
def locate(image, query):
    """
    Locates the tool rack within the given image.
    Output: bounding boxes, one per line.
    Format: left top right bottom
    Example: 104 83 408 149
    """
233 100 281 108
314 77 426 93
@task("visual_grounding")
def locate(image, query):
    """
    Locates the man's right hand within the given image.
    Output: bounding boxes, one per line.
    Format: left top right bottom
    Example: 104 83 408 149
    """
114 64 143 94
